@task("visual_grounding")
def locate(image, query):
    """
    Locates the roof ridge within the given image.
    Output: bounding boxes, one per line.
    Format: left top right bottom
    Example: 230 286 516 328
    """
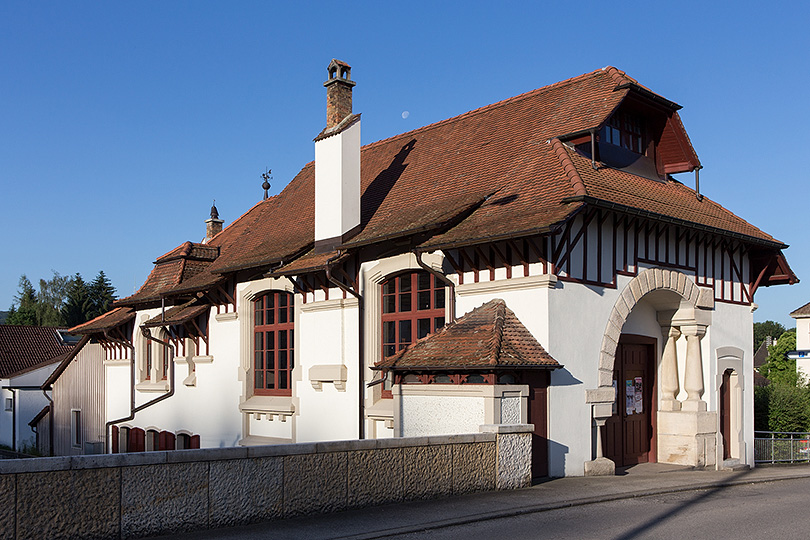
551 138 588 197
489 299 507 365
603 65 633 88
361 67 609 153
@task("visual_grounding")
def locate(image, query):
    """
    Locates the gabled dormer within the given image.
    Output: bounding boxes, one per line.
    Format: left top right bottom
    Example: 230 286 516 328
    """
568 74 701 182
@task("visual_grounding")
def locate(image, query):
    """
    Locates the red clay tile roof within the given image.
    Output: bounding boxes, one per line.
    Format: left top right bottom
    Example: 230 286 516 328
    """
142 300 209 328
375 299 560 370
69 307 135 335
117 242 222 306
0 325 76 378
123 66 787 305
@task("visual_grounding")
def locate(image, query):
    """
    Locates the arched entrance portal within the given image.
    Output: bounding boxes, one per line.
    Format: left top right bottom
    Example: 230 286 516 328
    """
585 268 716 476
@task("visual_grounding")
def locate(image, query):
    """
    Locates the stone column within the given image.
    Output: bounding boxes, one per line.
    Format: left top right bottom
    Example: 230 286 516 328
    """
660 326 681 411
681 324 707 412
584 389 616 476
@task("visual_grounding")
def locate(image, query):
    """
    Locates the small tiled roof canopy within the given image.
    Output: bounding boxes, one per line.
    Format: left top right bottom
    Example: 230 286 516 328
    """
0 325 76 378
101 65 795 312
142 300 209 328
69 307 135 335
375 299 560 371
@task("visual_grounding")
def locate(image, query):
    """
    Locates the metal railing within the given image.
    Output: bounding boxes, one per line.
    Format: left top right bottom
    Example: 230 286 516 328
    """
754 431 810 464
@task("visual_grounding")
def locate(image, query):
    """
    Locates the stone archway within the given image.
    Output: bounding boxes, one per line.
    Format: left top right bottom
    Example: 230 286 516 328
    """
585 267 715 476
596 268 713 391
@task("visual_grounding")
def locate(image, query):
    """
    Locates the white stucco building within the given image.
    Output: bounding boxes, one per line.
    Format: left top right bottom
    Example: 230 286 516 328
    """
65 61 795 476
0 325 76 453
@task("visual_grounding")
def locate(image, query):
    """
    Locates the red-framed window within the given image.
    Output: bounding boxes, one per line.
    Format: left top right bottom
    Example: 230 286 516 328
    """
602 112 645 154
253 291 295 396
381 271 446 396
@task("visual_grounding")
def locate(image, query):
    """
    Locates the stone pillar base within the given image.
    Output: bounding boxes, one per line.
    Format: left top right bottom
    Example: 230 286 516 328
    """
680 399 707 412
657 410 718 468
659 398 681 412
584 457 615 476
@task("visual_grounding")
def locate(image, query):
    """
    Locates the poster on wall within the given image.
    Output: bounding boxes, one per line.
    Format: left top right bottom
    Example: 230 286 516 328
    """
625 380 635 415
634 377 643 414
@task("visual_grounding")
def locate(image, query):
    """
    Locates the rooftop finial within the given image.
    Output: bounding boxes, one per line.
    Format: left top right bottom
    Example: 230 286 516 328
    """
262 169 272 200
210 199 219 220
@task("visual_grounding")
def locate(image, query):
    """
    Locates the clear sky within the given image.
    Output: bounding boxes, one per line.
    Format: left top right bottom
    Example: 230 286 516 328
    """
1 1 808 328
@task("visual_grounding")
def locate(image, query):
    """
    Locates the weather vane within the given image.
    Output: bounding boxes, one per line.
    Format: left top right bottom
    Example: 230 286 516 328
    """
261 169 272 200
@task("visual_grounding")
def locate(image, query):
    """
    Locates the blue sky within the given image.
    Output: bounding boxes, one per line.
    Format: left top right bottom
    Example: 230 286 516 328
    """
1 1 808 328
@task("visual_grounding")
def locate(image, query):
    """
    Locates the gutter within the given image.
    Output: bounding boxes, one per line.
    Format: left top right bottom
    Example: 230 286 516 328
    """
325 251 365 440
413 248 456 323
42 388 54 456
105 326 176 452
102 330 136 453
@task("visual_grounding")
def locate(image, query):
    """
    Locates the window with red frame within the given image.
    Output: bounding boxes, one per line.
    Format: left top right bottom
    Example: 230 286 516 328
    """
381 271 446 396
601 112 645 154
254 291 295 395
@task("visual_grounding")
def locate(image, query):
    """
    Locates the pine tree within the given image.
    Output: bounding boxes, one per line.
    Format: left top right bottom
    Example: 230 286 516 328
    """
61 273 93 327
6 275 38 325
88 271 117 319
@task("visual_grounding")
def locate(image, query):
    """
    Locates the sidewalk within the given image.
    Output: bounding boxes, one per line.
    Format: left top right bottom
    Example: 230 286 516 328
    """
151 463 810 540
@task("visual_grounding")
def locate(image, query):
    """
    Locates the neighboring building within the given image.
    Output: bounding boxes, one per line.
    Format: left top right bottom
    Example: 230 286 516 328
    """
32 336 107 455
69 61 795 476
753 340 771 387
0 325 76 451
789 304 810 379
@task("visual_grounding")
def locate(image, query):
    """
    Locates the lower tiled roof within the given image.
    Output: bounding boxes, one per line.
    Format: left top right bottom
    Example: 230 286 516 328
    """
0 325 75 378
68 307 135 335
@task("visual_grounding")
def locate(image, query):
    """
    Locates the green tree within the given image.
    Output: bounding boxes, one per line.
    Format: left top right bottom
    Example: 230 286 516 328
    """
754 320 787 351
6 275 38 325
60 273 93 327
767 383 810 432
88 271 116 319
760 329 798 386
36 271 70 326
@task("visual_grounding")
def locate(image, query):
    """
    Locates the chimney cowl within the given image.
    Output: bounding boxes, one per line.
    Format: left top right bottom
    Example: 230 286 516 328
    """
324 59 356 129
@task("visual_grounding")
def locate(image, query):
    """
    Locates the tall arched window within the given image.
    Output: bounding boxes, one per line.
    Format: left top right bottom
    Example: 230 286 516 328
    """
381 271 446 358
253 291 295 396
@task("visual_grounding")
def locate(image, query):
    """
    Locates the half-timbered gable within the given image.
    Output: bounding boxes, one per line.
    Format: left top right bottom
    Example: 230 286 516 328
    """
67 62 794 476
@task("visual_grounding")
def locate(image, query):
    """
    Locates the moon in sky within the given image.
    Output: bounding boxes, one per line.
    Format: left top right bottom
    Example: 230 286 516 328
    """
401 111 410 119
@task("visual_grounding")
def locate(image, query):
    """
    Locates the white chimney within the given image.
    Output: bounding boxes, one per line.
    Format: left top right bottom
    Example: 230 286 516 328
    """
314 59 361 253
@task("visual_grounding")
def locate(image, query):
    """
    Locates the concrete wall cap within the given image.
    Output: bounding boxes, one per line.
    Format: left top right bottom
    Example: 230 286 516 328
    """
479 424 534 434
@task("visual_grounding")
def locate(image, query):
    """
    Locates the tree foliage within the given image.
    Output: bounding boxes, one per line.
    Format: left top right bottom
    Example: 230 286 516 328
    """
5 270 117 327
755 383 810 433
754 320 787 351
760 330 798 386
60 274 93 327
6 275 38 325
88 271 117 319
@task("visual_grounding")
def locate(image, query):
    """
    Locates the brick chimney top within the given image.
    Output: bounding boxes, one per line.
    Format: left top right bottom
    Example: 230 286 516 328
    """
204 200 223 244
324 59 356 129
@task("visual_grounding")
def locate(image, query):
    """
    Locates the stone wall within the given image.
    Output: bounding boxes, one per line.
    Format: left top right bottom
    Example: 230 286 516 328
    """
0 426 532 540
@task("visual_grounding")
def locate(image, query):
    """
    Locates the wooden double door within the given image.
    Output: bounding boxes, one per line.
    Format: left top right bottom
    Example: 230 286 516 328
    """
604 337 656 467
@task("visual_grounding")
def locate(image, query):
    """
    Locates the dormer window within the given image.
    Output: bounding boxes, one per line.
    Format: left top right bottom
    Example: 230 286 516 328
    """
601 112 645 154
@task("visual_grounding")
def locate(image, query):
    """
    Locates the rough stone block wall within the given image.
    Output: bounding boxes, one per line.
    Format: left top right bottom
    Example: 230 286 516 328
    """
0 429 531 539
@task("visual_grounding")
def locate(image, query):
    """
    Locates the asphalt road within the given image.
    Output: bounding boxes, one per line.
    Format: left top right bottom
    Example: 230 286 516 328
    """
390 477 810 540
